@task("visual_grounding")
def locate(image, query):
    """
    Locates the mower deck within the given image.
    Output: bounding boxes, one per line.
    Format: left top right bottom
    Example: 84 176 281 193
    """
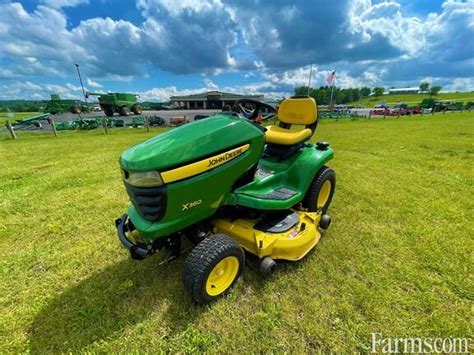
212 211 322 261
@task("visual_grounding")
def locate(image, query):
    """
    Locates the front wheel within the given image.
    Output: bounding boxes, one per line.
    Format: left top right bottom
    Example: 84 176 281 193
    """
302 166 336 213
132 104 142 115
183 234 244 304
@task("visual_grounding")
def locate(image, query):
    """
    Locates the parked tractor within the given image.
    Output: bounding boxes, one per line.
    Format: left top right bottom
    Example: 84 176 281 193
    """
446 102 464 111
86 92 142 117
420 98 447 112
46 94 89 114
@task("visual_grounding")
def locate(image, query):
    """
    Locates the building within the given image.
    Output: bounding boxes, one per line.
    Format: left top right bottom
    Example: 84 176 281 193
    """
170 91 264 109
388 87 420 95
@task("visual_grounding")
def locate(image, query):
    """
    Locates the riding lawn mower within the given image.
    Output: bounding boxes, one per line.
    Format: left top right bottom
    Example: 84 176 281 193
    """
115 96 336 304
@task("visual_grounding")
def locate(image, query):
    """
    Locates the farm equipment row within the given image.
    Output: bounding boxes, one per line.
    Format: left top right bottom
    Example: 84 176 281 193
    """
319 110 358 119
55 116 166 130
46 91 144 116
10 113 166 131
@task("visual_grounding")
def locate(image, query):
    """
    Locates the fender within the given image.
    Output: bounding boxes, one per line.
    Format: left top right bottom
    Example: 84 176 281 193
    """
232 144 334 210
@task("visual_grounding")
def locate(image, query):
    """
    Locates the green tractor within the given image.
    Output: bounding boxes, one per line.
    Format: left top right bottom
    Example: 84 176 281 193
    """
115 97 336 304
46 94 89 114
86 92 142 117
420 98 447 112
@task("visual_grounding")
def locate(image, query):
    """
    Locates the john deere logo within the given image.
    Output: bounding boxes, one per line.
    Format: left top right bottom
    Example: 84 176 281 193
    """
160 144 249 184
207 148 244 167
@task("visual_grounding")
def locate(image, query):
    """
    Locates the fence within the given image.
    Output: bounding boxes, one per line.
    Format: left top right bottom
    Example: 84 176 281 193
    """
2 114 188 140
2 108 473 141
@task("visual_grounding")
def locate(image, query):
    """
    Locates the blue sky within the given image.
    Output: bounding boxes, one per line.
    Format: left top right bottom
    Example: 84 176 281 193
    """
0 0 473 101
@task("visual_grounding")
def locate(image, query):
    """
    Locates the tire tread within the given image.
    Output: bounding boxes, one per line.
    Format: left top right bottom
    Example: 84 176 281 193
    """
302 165 336 213
183 234 244 304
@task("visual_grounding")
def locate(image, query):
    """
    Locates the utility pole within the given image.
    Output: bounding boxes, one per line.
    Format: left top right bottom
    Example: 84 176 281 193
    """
75 64 88 105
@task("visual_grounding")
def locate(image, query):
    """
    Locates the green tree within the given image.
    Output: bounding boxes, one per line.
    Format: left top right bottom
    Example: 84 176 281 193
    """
429 86 442 96
294 86 311 96
351 88 361 102
373 87 385 98
360 87 371 98
419 82 430 92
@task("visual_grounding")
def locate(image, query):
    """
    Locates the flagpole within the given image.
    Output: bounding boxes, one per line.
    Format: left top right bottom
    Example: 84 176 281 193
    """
307 63 313 96
329 84 335 111
328 69 336 111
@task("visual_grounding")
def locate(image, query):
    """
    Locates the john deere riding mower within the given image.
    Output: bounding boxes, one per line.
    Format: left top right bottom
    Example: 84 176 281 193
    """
86 92 142 116
115 96 335 303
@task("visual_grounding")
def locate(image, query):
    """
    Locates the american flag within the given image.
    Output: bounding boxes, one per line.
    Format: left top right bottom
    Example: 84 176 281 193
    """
326 70 336 85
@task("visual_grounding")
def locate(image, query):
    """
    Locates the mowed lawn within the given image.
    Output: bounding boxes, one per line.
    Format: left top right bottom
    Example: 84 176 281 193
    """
0 113 472 352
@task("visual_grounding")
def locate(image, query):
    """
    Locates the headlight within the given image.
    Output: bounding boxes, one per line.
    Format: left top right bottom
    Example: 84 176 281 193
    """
123 170 163 187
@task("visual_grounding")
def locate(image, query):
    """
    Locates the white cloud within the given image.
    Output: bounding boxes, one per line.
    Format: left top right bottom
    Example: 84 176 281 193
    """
204 78 218 90
350 1 426 55
0 81 83 100
138 86 207 102
0 3 90 74
443 78 474 92
40 0 89 9
86 78 102 88
0 0 473 99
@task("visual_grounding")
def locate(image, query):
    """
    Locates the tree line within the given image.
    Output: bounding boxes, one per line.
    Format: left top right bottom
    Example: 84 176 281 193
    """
295 82 443 105
0 100 45 113
294 86 382 105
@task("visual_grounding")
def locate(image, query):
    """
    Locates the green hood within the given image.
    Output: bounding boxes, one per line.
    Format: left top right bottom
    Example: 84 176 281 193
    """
120 114 264 172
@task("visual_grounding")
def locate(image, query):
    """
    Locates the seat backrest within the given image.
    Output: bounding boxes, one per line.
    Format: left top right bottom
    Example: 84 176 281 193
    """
277 97 317 126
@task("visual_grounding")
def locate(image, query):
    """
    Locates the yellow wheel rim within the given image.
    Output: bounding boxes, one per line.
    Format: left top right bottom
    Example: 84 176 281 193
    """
206 256 239 296
317 180 331 208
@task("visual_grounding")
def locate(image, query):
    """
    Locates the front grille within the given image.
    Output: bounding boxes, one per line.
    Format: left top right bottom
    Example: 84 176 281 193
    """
124 181 167 222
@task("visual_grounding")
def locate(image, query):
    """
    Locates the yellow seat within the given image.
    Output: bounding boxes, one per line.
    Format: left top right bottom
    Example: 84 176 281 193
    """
265 126 313 145
265 97 318 146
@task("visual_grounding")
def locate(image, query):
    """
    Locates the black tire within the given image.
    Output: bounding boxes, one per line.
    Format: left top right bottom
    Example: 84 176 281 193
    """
302 166 336 213
259 257 276 277
183 234 245 304
132 104 142 115
104 108 114 117
119 106 130 116
319 214 332 230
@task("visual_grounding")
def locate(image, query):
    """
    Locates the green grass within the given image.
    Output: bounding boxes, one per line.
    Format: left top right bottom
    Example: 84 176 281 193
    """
0 112 40 126
1 113 473 352
351 92 474 107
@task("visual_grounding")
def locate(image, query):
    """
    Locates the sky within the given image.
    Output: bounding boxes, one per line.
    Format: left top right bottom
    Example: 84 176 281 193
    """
0 0 473 102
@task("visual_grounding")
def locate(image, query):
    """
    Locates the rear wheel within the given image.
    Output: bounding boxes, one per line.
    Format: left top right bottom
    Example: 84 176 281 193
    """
132 104 142 115
119 106 130 116
183 234 244 304
104 107 114 117
303 166 336 213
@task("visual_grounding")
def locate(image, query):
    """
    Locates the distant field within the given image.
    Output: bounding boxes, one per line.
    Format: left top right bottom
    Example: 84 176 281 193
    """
0 112 472 352
0 112 39 126
350 92 474 107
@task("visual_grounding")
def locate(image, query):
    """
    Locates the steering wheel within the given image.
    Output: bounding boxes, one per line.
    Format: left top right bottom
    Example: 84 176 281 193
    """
235 99 276 121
